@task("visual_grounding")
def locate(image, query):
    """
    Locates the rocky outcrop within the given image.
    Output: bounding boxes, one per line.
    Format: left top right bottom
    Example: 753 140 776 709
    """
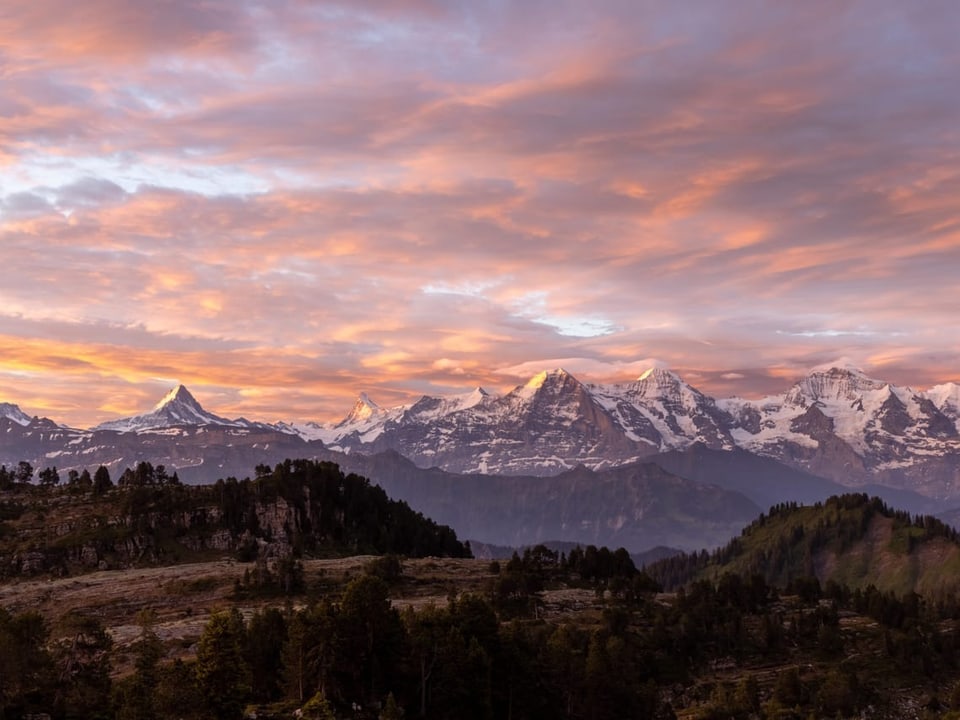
1 460 469 578
1 494 302 578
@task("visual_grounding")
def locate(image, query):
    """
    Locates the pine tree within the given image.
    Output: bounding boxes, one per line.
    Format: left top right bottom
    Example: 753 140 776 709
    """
0 608 55 717
246 607 287 702
195 609 251 720
335 576 403 705
93 465 113 495
116 612 164 720
15 461 33 483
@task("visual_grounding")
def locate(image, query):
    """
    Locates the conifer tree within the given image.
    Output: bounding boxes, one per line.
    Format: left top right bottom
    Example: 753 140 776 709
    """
116 612 164 720
195 609 251 720
93 465 113 495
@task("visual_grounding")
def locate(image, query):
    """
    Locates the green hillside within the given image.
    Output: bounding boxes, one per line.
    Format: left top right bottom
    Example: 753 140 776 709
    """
648 493 960 598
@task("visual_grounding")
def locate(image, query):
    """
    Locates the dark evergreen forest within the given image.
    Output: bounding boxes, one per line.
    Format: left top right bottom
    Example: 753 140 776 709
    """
5 470 960 718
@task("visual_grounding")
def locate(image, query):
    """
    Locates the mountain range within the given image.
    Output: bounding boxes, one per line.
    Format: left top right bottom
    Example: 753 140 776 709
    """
278 365 960 497
6 364 959 489
3 364 960 551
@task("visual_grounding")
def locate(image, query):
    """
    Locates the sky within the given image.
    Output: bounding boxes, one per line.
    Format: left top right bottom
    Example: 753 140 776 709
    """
2 0 960 427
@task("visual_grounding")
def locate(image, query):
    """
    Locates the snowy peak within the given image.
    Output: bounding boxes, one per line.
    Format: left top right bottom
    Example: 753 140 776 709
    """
0 402 33 427
154 384 203 413
148 385 234 426
625 367 719 419
291 385 496 446
338 392 383 427
638 366 678 382
785 366 887 407
525 367 569 389
467 386 490 402
731 366 960 477
95 385 242 432
405 387 491 422
927 382 960 419
587 367 734 453
512 368 584 402
632 366 689 399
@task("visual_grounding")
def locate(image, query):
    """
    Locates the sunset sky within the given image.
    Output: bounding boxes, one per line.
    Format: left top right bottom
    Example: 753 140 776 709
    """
2 1 959 427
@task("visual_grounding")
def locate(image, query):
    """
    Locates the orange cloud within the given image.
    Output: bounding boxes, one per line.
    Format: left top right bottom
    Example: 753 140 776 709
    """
1 1 959 424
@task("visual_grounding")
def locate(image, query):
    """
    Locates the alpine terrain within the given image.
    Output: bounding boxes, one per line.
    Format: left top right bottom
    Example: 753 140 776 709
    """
3 364 960 553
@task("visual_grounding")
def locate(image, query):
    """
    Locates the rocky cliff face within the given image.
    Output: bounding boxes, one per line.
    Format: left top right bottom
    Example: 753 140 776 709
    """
1 491 302 578
1 459 469 578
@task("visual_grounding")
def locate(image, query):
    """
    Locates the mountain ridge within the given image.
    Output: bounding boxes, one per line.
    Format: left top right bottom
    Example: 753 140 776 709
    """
5 364 960 499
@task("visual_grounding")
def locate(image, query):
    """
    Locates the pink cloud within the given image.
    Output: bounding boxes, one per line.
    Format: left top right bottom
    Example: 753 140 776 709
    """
2 2 960 423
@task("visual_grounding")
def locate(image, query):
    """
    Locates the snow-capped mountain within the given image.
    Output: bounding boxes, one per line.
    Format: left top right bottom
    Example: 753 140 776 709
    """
303 368 727 475
721 366 960 494
591 367 735 452
0 402 33 427
283 386 494 446
0 384 311 484
269 365 960 495
94 385 257 433
4 364 960 498
404 386 491 423
337 392 386 428
927 382 960 426
311 369 639 474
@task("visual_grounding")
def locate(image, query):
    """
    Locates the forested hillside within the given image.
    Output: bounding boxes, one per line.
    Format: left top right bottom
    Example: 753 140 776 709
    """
8 475 960 718
647 493 960 598
6 542 960 719
0 458 468 578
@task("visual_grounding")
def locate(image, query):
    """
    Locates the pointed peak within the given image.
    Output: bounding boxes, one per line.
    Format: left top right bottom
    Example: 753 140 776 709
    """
638 365 678 382
338 392 383 426
153 384 200 411
356 392 380 409
630 366 697 402
635 367 686 392
525 367 574 389
512 368 583 401
95 383 237 432
456 386 490 404
461 386 491 407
